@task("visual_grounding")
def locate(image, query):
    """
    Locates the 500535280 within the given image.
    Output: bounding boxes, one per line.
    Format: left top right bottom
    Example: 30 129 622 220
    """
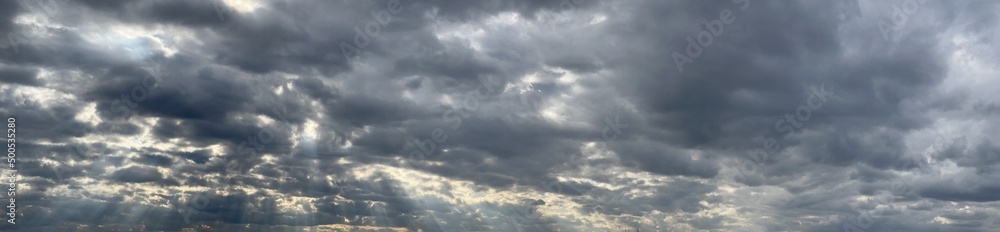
5 117 16 225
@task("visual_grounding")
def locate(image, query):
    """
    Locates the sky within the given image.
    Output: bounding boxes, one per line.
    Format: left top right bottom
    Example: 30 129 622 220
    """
1 0 999 231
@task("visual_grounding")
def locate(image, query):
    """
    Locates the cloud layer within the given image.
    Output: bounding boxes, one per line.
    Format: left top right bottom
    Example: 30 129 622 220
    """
2 0 999 231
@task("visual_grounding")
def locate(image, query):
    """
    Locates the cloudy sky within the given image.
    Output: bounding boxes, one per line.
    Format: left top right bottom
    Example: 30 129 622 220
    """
1 0 999 231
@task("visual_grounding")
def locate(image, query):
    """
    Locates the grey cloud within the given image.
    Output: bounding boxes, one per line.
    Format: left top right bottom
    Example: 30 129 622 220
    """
4 0 1000 231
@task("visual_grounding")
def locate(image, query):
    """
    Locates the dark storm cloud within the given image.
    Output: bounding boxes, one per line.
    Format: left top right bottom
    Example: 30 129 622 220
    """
0 91 92 142
919 180 1000 202
134 154 174 167
612 140 720 178
4 0 1000 231
111 166 169 184
174 150 212 164
0 65 40 86
605 0 943 151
